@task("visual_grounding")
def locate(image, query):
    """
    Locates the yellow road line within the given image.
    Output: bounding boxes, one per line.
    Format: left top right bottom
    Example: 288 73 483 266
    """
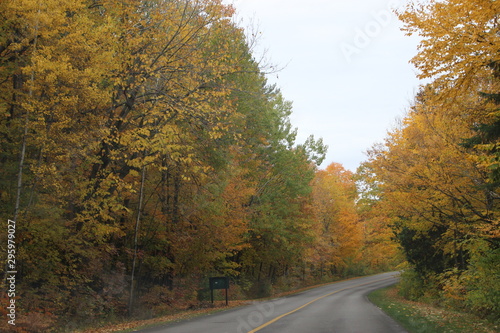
247 276 396 333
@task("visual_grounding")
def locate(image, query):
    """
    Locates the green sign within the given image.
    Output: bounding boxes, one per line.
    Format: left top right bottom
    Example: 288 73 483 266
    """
209 277 229 290
209 277 229 305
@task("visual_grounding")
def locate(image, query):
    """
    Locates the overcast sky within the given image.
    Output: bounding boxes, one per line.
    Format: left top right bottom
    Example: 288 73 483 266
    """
226 0 423 171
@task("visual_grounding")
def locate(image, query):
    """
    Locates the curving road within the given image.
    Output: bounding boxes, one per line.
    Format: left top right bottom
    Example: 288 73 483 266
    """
137 272 406 333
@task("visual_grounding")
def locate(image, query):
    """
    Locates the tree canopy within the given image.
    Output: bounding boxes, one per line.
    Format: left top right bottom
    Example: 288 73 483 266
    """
356 0 500 320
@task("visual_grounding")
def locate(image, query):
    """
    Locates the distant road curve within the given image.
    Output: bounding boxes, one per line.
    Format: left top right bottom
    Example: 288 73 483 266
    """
137 272 406 333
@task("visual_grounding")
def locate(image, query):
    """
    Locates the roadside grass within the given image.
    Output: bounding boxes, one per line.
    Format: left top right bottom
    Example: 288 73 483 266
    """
368 286 499 333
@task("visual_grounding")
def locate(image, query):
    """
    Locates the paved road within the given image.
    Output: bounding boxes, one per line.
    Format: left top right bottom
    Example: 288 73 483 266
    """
137 272 407 333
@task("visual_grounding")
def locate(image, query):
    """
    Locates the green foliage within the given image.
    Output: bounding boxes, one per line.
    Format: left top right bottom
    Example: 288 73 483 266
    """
394 224 455 275
464 248 500 320
398 269 426 301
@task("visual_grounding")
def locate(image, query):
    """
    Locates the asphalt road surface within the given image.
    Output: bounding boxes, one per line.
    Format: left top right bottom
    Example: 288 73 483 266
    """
137 272 407 333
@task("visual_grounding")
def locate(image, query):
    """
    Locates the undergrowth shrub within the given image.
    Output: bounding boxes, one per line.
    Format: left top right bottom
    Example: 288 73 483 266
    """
398 269 425 301
463 248 500 321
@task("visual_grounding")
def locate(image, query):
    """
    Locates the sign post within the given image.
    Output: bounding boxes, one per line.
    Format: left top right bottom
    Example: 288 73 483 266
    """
209 277 229 305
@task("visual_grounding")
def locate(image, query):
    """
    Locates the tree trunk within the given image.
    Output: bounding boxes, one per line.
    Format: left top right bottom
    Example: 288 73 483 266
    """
128 166 146 315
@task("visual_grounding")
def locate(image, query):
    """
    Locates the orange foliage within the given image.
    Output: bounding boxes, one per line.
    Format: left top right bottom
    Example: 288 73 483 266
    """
310 163 363 275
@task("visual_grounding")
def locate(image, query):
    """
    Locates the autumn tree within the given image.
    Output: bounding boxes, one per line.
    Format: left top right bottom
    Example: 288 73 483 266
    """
362 82 500 317
309 163 363 278
398 0 500 196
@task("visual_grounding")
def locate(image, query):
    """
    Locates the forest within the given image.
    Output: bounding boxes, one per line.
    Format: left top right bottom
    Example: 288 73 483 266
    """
360 0 500 324
0 0 499 331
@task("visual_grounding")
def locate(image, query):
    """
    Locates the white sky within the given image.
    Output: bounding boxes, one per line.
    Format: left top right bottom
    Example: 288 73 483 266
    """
226 0 423 171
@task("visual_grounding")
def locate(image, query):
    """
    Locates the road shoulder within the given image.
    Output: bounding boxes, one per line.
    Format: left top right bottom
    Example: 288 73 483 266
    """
369 286 499 333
